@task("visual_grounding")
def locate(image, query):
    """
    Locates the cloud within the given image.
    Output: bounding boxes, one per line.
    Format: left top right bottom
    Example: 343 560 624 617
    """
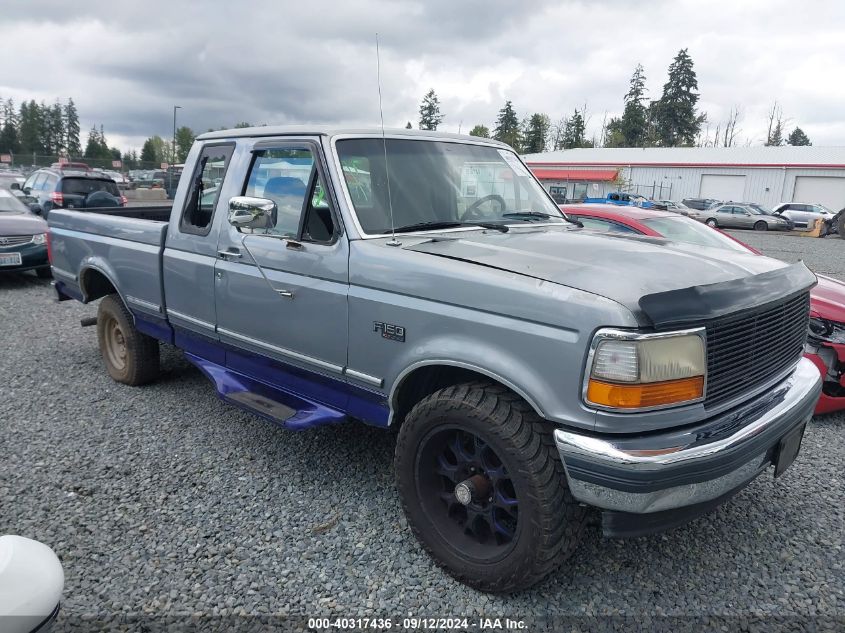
1 0 843 151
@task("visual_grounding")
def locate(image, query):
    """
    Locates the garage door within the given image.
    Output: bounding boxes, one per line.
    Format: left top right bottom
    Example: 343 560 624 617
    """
793 176 845 210
699 174 746 202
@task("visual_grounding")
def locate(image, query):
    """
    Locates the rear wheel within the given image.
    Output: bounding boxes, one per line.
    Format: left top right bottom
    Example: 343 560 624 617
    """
96 294 160 385
754 220 768 231
394 381 586 592
705 218 718 227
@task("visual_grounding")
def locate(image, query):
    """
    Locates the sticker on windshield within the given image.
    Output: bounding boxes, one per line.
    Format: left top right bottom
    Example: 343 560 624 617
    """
498 150 531 177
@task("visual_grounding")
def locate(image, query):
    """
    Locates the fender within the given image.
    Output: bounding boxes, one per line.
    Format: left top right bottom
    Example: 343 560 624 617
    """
388 358 548 426
78 256 123 305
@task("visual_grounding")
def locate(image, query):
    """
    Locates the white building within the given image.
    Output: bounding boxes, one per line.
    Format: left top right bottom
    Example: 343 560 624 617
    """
522 146 845 210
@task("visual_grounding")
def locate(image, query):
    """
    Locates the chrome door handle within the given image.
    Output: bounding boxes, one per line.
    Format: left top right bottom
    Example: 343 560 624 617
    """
276 289 294 298
218 249 242 258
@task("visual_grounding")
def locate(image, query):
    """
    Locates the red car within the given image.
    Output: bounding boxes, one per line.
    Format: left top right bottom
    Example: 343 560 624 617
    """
563 204 845 414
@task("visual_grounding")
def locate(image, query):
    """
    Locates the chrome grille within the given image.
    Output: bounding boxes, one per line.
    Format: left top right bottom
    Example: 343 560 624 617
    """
0 235 33 247
705 292 810 409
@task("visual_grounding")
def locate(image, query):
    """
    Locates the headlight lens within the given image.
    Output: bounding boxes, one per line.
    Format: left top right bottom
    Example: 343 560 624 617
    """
31 233 46 245
809 317 845 344
586 330 706 410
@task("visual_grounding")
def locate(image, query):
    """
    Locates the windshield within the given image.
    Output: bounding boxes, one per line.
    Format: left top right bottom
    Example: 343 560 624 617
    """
749 204 772 215
335 138 567 234
0 190 29 213
641 216 750 253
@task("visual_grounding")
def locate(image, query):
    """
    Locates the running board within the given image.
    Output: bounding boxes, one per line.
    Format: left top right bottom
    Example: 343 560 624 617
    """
184 352 348 430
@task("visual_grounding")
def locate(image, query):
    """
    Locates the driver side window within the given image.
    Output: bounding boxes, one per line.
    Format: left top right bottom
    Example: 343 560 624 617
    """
244 146 336 243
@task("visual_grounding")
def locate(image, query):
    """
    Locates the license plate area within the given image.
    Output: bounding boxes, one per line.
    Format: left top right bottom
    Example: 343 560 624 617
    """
0 252 22 266
774 422 806 478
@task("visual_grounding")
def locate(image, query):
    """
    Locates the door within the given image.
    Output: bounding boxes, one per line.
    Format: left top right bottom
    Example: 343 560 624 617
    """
713 205 734 227
214 141 349 382
793 176 845 211
163 142 235 352
700 174 746 202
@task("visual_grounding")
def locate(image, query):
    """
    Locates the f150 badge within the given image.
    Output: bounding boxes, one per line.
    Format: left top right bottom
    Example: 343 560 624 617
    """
374 321 405 342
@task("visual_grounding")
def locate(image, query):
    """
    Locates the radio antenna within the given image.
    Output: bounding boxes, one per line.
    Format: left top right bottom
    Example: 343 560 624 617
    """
376 33 400 246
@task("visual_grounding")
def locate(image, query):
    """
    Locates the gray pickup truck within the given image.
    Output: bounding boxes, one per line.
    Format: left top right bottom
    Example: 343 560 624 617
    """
48 127 822 592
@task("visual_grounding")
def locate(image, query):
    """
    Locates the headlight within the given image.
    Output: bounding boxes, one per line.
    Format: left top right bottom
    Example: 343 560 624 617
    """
31 233 46 245
585 329 706 411
809 317 845 344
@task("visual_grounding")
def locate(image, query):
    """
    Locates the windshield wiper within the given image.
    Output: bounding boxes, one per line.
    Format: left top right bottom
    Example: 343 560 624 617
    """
502 211 557 221
393 221 509 234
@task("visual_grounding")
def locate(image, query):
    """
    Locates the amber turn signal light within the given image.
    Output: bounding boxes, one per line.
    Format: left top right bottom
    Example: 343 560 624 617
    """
587 376 704 409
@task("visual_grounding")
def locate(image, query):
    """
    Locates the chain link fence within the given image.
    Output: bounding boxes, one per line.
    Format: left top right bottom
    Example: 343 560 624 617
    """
0 153 168 175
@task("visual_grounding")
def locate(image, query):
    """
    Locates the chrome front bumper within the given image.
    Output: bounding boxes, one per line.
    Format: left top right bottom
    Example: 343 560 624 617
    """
555 357 822 515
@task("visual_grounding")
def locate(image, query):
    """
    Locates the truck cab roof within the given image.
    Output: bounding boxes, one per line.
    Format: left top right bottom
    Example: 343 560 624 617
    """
197 126 511 148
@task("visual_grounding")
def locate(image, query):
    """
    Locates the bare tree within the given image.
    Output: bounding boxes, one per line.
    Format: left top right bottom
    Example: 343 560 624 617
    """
765 101 788 146
722 106 742 147
550 116 568 150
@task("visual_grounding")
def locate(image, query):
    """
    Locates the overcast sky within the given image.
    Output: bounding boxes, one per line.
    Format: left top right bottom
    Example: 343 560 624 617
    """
2 0 844 153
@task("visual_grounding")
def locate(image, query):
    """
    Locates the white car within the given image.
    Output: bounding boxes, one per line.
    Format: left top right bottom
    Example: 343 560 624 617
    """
0 536 64 633
771 202 836 229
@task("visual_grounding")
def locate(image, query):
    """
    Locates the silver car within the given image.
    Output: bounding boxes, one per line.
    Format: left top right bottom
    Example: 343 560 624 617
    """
771 202 836 229
700 203 792 231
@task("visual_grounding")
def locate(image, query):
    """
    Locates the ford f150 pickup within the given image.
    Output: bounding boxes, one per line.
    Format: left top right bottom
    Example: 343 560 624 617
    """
48 127 822 592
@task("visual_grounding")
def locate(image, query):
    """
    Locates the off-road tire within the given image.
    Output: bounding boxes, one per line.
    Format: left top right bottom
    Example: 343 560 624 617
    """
394 381 586 593
705 218 718 227
96 294 160 386
754 220 768 231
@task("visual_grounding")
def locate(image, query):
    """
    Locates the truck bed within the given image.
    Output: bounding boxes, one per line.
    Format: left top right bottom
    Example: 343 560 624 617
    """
75 204 173 222
48 208 170 314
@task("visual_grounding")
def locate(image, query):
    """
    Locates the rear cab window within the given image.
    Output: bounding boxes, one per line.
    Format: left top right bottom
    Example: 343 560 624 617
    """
179 144 235 235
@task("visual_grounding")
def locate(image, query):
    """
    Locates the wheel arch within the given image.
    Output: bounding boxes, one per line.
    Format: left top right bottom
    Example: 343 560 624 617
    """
388 360 546 427
79 263 120 304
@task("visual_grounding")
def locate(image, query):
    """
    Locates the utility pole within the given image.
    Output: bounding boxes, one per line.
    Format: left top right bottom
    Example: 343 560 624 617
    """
172 105 182 166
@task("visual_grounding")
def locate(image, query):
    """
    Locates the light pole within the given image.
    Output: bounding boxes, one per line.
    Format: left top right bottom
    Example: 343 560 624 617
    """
172 105 181 166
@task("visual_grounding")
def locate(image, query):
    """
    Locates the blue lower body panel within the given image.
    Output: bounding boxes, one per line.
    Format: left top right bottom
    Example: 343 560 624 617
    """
133 313 390 431
186 352 348 430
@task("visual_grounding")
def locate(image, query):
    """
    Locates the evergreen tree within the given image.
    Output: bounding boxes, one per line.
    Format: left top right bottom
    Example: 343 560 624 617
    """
174 126 195 162
45 100 65 155
63 98 81 156
522 113 550 153
0 99 19 154
609 64 649 147
83 126 100 158
468 124 490 138
786 127 811 146
18 100 46 155
140 136 167 165
493 101 521 150
653 49 702 146
418 89 444 131
561 109 587 149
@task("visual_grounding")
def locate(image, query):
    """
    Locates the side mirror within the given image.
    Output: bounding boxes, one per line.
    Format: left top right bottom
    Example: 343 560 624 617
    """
228 196 277 231
10 182 20 190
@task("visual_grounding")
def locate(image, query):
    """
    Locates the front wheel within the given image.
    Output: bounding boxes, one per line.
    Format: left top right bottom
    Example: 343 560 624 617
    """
705 218 718 227
394 382 586 593
96 294 160 385
754 220 768 231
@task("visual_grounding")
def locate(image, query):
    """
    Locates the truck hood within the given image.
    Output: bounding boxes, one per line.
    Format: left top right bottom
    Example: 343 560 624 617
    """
406 227 816 327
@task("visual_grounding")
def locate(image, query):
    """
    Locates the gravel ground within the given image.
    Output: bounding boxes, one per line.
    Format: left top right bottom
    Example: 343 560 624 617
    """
1 232 843 629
